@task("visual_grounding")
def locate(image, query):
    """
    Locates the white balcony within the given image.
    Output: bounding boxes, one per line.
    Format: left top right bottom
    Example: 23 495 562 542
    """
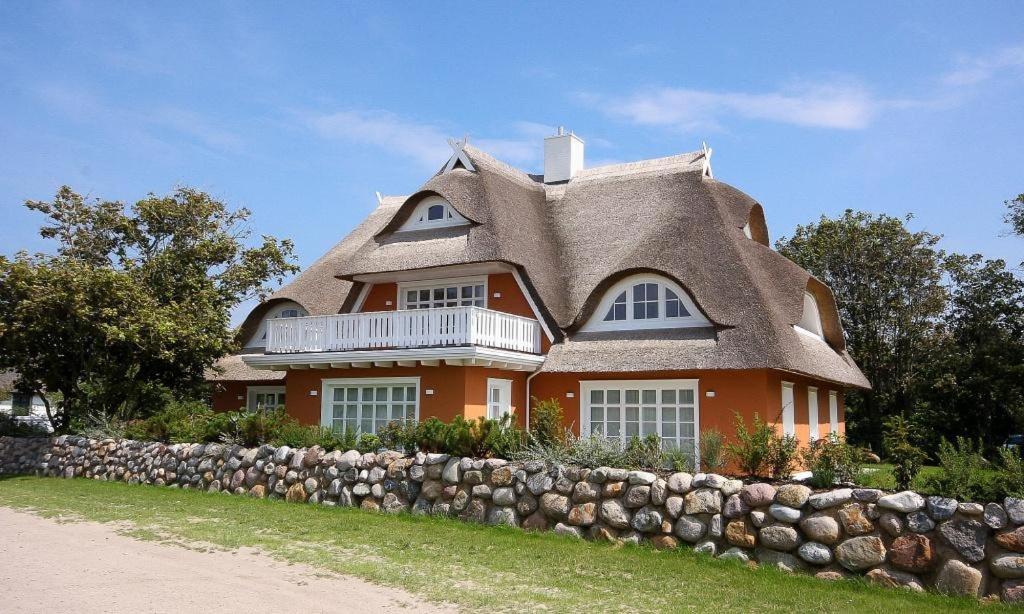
265 307 542 355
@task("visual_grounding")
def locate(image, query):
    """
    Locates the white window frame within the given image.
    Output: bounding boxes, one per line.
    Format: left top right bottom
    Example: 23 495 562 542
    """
397 276 488 310
580 379 700 467
781 381 796 437
808 386 819 441
320 377 420 435
828 390 839 434
396 196 469 232
795 291 825 340
581 273 711 332
486 378 513 420
247 386 286 412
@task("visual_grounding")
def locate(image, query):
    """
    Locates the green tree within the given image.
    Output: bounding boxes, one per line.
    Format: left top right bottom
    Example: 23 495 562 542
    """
1006 193 1024 239
0 186 298 432
776 210 947 451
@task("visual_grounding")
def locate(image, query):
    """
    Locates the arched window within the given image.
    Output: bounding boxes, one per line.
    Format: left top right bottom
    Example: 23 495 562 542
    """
397 196 469 232
795 291 824 340
245 302 308 347
584 274 710 331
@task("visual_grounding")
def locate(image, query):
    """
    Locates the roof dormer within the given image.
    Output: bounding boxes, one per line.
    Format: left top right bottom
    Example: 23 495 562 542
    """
395 195 469 232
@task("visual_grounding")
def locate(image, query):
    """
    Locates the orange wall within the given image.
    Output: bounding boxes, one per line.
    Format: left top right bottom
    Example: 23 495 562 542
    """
283 365 529 427
764 370 847 443
210 380 283 412
359 282 398 312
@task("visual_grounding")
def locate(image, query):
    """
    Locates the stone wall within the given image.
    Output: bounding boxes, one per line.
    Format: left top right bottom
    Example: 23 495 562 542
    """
3 435 1024 603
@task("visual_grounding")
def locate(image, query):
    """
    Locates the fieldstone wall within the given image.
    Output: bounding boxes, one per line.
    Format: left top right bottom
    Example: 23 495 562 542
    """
4 435 1024 603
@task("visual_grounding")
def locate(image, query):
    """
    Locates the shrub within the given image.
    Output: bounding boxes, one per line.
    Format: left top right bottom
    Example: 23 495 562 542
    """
700 429 727 473
768 434 799 479
803 432 860 487
726 413 774 477
476 414 526 459
665 448 696 472
623 434 665 471
882 415 927 491
529 397 566 447
998 447 1024 499
923 437 999 501
0 412 51 437
120 399 221 443
377 420 419 452
414 417 449 453
356 433 381 453
564 433 628 468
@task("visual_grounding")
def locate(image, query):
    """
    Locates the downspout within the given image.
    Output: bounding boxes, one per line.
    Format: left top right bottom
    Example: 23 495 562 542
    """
525 369 542 433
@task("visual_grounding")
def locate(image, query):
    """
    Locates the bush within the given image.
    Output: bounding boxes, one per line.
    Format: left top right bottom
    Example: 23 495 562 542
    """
0 412 51 437
803 432 860 487
882 416 927 491
563 433 628 468
623 434 665 471
122 399 221 443
922 437 1000 501
414 417 449 453
726 413 775 477
377 420 419 452
529 397 566 447
998 447 1024 499
700 429 726 473
768 434 799 480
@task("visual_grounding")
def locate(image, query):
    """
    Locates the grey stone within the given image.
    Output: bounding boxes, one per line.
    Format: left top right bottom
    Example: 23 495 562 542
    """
650 479 668 506
371 483 384 498
553 522 583 539
797 541 833 565
723 494 751 519
866 566 924 592
985 503 1009 529
709 514 723 538
442 458 461 484
623 485 651 508
665 496 684 519
877 490 925 513
471 484 492 499
852 488 882 503
540 492 570 519
1006 497 1024 524
938 517 988 562
808 488 852 510
527 471 554 496
599 499 631 529
958 502 984 516
666 472 693 493
631 506 664 533
720 479 743 497
516 492 538 516
694 540 717 556
424 452 449 465
719 547 750 563
487 506 518 527
775 484 812 508
835 536 886 571
935 560 982 597
907 511 935 533
703 474 727 489
926 496 958 521
768 503 802 524
879 512 904 537
352 483 371 497
572 481 601 503
756 548 803 572
991 554 1024 579
759 525 801 551
627 470 656 485
367 466 386 484
492 486 515 506
749 510 768 528
684 488 722 514
673 515 707 543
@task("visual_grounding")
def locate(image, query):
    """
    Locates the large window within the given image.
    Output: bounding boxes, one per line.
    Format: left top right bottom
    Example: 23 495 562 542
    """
399 277 486 310
582 274 710 332
796 291 824 340
321 378 419 435
487 378 513 420
247 386 286 412
581 379 699 457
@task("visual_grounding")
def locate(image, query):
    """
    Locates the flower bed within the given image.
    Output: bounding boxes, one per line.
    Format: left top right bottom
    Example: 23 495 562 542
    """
3 435 1024 603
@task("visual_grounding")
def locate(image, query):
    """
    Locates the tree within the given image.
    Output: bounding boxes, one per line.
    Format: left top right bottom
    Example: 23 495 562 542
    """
1006 193 1024 239
0 187 298 432
776 210 947 451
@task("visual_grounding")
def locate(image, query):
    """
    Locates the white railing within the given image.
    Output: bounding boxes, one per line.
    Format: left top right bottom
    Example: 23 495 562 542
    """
266 307 542 355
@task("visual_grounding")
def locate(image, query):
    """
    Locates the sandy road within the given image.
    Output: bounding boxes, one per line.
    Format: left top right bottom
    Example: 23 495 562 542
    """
0 506 454 614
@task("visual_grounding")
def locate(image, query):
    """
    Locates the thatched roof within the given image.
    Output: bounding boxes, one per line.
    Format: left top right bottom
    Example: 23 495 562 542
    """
223 145 868 389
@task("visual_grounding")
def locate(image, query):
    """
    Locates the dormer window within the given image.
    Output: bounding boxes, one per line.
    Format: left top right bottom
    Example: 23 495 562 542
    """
795 291 824 340
397 196 469 232
245 301 308 348
584 274 710 332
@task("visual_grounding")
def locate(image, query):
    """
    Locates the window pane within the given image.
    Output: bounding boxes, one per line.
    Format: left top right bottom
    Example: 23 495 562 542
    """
419 290 430 301
626 422 639 437
662 422 677 438
461 285 473 298
375 404 388 420
591 422 604 435
392 387 405 402
607 407 620 422
633 284 646 301
407 290 417 303
406 404 416 420
626 407 639 421
591 407 604 422
428 204 444 220
680 406 694 422
278 393 285 405
661 389 677 404
332 405 344 419
391 405 403 420
613 303 626 320
680 389 695 404
446 287 457 299
607 390 621 404
666 301 679 318
646 302 659 319
345 404 357 420
375 387 387 401
474 299 484 307
360 418 372 433
641 421 656 436
407 386 417 400
626 390 639 404
642 390 656 404
590 390 604 404
663 407 677 423
361 387 374 400
474 285 484 297
333 388 345 402
634 302 646 320
642 407 656 422
607 422 620 436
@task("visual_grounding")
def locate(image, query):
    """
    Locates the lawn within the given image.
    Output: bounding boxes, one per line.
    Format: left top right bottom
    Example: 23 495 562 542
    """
855 463 944 491
0 476 1000 613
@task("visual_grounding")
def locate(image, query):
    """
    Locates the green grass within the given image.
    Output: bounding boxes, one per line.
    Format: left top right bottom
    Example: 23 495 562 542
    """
855 464 944 491
0 476 1000 613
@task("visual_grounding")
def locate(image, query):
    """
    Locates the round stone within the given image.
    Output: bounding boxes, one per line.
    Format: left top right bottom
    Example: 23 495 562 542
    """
926 496 958 521
759 525 800 551
906 511 935 533
797 541 833 565
877 491 925 513
775 484 812 508
631 506 664 533
889 533 935 573
935 560 982 597
808 488 853 510
599 499 631 529
768 503 802 524
673 515 707 543
800 514 841 545
740 483 776 508
684 488 722 514
985 503 1009 530
835 536 886 571
938 518 988 563
991 554 1024 579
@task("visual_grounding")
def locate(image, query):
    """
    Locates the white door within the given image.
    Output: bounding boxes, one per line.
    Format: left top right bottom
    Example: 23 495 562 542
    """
487 378 513 420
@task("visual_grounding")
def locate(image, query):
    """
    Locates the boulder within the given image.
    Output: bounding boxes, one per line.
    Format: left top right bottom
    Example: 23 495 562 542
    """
985 503 1009 530
492 486 515 506
631 506 664 533
650 479 668 506
877 491 925 513
889 533 934 573
665 496 684 519
725 519 757 548
285 482 307 503
624 485 651 508
740 483 776 508
837 503 874 536
599 499 632 529
775 484 812 509
540 492 570 519
442 458 461 485
797 542 833 565
906 511 935 534
759 525 801 551
1006 497 1024 524
755 548 803 572
673 515 707 543
808 488 852 510
572 481 601 503
996 526 1024 552
926 496 958 521
800 514 841 545
627 470 656 485
723 494 750 519
768 503 802 524
938 517 988 562
958 502 984 516
852 488 882 503
522 511 549 531
1002 579 1024 604
991 554 1024 579
835 536 886 571
666 472 693 493
684 488 722 514
719 548 750 563
865 567 924 592
650 534 679 550
487 506 518 527
879 512 904 537
568 502 598 527
553 522 583 539
934 560 982 597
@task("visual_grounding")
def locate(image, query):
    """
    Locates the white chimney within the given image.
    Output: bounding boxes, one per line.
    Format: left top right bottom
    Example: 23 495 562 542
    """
543 127 584 183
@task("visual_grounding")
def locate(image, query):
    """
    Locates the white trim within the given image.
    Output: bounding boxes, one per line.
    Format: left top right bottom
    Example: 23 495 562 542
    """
396 196 469 232
352 262 514 285
352 283 372 313
511 268 555 342
320 376 421 433
796 291 824 340
244 301 308 348
246 385 286 412
243 345 545 371
486 378 514 420
397 275 488 310
828 390 839 434
579 379 700 469
781 381 796 437
581 273 712 332
443 137 476 173
807 386 819 442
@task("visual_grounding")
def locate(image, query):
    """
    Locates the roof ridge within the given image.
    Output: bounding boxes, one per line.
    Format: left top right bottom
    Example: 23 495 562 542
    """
572 151 705 182
460 144 543 190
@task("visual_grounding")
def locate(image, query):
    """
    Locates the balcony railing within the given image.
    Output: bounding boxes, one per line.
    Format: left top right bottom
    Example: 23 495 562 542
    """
266 307 542 355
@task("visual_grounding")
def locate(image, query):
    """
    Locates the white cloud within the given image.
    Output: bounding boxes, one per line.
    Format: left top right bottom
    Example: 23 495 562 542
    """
942 44 1024 86
586 82 885 132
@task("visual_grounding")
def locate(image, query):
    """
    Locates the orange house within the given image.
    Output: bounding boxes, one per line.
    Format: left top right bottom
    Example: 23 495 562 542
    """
208 131 868 464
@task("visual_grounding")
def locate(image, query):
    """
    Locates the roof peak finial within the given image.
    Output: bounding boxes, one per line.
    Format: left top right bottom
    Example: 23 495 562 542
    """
701 141 714 179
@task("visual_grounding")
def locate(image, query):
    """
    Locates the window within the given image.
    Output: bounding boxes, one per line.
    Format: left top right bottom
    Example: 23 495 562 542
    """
280 308 300 318
781 382 795 437
487 378 513 420
828 390 839 434
247 386 286 412
581 379 699 459
399 277 486 309
808 386 819 441
11 392 32 417
397 196 469 232
586 274 707 331
248 302 307 347
321 378 419 435
796 291 824 339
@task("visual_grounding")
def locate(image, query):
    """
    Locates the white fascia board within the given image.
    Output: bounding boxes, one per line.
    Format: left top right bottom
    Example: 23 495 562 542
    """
511 268 555 342
351 262 514 284
242 346 545 371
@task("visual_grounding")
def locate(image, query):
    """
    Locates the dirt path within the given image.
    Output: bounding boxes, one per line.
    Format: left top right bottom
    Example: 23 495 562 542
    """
0 506 455 614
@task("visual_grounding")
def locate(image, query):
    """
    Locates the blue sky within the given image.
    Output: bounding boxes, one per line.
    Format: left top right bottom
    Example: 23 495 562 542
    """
1 2 1023 323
